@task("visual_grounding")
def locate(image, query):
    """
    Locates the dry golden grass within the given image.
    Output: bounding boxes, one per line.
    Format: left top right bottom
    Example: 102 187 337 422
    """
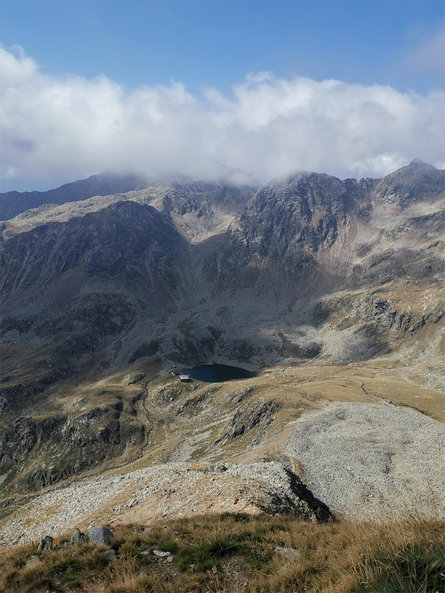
1 513 443 593
3 350 443 502
114 357 445 479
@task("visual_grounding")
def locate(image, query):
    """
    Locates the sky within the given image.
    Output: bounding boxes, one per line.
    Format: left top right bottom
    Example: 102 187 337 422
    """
1 0 444 191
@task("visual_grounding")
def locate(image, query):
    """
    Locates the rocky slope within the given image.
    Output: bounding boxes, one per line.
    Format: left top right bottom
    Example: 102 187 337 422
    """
0 173 146 220
1 367 444 545
0 460 332 546
0 160 444 535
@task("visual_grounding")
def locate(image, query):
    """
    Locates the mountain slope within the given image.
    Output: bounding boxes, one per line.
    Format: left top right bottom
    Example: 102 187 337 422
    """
0 173 150 221
0 160 444 523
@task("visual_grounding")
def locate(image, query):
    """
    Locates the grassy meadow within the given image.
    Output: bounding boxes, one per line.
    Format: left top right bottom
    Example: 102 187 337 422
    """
1 513 443 593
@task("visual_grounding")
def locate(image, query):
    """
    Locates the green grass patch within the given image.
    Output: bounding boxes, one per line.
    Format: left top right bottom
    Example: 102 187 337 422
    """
353 541 445 593
176 535 243 572
155 537 179 554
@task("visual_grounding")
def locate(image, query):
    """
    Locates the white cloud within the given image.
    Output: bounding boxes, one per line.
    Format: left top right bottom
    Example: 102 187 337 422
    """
1 46 444 190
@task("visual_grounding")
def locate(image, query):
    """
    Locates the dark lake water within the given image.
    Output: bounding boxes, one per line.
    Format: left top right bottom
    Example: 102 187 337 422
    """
178 363 256 383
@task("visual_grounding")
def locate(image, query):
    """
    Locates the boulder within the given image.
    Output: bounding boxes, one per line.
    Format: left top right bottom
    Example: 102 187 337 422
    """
139 549 151 556
100 549 116 561
70 527 87 545
88 526 114 545
37 535 53 551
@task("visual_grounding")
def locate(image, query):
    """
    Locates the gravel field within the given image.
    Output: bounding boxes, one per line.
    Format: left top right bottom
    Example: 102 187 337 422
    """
0 461 327 546
2 402 444 547
285 401 445 520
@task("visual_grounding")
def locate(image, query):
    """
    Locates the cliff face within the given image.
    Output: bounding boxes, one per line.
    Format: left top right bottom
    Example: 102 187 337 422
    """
204 173 366 285
0 160 444 496
1 201 186 307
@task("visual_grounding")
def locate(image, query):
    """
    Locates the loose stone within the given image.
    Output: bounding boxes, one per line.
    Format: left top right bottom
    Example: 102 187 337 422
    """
88 526 114 545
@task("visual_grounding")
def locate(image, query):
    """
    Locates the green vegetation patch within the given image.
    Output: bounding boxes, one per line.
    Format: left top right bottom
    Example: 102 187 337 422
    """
353 540 445 593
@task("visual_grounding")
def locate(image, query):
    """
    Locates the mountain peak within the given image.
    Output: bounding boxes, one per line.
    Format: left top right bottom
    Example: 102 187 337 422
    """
372 159 445 208
408 158 436 170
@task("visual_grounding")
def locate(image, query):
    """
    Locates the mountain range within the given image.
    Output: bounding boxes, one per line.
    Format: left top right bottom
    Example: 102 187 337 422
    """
0 159 444 538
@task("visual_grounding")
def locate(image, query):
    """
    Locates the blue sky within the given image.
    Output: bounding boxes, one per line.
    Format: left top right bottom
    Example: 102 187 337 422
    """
1 1 444 190
2 0 444 93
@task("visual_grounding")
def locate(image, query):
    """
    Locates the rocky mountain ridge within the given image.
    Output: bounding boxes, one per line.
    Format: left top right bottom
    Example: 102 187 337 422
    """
2 160 442 374
0 173 147 221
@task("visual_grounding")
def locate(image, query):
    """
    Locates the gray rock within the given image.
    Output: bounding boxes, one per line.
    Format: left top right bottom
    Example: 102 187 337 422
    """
215 400 281 445
152 549 172 558
37 538 45 551
37 535 53 551
139 549 151 556
100 549 116 561
274 546 299 561
70 527 87 545
88 526 114 545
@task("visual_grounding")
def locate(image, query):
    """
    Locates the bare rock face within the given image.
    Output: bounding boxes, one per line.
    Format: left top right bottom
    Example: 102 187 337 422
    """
204 172 363 286
215 400 281 444
372 159 445 209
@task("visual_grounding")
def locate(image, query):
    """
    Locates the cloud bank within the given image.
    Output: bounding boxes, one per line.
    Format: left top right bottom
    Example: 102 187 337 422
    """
1 46 444 190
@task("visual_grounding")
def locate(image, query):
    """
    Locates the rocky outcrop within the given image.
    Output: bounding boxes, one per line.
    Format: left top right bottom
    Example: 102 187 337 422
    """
0 461 333 546
314 293 443 338
37 536 53 551
88 526 114 545
351 247 445 285
215 400 281 445
204 172 365 287
0 401 145 494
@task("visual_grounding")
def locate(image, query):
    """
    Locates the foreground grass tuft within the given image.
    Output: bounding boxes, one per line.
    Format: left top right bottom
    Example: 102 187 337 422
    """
0 513 444 593
353 540 444 593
